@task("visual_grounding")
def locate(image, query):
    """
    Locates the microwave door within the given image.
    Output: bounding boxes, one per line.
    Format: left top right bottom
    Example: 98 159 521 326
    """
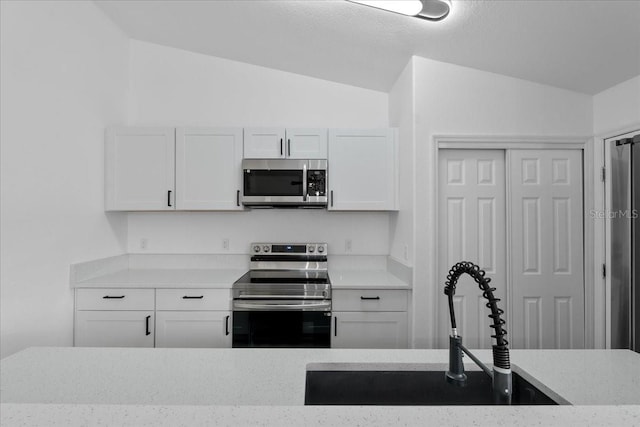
243 169 305 205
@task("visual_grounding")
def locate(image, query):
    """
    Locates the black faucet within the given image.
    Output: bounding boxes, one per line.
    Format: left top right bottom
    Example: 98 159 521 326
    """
443 261 512 404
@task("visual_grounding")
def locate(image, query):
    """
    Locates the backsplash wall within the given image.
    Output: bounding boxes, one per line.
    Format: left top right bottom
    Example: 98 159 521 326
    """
127 210 390 255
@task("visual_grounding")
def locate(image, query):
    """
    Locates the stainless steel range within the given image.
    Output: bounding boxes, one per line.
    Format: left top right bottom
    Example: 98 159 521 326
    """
232 242 331 348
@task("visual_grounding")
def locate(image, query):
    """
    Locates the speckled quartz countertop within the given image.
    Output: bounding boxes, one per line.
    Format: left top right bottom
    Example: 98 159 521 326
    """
1 348 639 426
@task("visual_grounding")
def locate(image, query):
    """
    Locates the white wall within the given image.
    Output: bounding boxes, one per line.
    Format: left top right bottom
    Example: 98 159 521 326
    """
409 57 593 348
388 61 416 265
593 75 640 136
126 41 390 255
0 1 130 358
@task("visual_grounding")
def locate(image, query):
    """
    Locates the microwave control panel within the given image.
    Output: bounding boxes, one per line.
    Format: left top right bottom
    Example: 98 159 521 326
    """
307 170 326 196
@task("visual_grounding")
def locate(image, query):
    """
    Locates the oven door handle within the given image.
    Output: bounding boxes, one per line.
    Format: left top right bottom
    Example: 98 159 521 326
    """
233 301 331 310
236 294 328 299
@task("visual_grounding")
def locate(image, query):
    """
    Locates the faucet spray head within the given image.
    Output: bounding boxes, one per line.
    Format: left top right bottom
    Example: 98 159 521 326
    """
445 335 467 387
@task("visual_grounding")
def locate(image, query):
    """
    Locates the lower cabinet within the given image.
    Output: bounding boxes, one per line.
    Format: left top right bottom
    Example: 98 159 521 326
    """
331 289 409 349
75 310 154 348
155 311 231 348
74 287 232 348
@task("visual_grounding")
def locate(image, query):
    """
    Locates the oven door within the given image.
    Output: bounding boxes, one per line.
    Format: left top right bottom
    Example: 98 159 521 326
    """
232 300 331 348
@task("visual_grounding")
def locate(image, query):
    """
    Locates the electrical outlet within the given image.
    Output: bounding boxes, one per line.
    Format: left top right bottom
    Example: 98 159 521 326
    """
140 238 148 250
345 239 352 253
222 238 230 250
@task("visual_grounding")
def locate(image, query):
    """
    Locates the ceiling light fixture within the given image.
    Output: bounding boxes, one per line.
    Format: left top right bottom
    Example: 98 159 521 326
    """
347 0 452 21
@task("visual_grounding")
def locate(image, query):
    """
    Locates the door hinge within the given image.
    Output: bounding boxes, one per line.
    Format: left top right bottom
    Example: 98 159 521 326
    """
602 263 606 278
601 167 606 183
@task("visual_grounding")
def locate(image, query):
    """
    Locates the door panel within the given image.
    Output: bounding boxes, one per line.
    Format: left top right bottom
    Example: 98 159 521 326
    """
175 127 243 210
438 150 506 349
105 127 175 211
510 150 584 349
155 311 231 348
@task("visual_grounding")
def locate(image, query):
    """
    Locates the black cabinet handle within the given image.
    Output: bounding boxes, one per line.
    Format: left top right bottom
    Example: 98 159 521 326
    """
145 315 151 336
330 190 334 207
360 296 381 300
182 295 204 299
236 190 240 207
280 138 283 156
167 190 172 207
103 295 125 299
287 139 291 156
225 315 230 336
334 316 337 337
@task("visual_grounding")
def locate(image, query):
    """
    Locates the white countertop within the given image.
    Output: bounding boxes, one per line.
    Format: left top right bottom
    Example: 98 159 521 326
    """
73 268 247 288
329 269 410 289
1 347 639 426
72 268 410 289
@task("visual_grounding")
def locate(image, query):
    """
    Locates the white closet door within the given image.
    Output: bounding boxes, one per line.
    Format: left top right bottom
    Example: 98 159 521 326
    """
509 150 584 349
438 150 507 349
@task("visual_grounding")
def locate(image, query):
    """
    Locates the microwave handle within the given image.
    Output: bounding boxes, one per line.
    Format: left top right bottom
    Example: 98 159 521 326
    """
303 163 308 201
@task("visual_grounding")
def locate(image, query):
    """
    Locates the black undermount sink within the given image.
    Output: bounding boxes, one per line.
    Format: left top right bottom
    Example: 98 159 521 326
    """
305 366 561 406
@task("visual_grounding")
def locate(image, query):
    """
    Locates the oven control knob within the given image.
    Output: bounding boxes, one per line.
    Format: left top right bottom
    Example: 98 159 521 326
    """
317 246 325 253
263 245 270 253
308 245 315 253
253 245 261 253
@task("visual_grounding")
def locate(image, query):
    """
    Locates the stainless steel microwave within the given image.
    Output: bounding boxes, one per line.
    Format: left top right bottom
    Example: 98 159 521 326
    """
241 159 327 208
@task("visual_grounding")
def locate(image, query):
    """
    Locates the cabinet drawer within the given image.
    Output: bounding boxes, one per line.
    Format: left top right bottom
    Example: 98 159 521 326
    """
76 288 154 310
155 288 231 311
332 290 408 312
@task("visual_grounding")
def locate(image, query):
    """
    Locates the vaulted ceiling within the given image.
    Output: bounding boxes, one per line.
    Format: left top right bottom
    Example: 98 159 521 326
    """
95 0 640 94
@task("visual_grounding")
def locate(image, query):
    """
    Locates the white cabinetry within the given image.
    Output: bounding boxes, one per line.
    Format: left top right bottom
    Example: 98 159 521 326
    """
74 288 155 347
331 289 408 349
175 127 243 210
105 127 175 211
74 287 233 349
155 289 232 348
244 128 327 159
106 127 243 211
328 129 398 211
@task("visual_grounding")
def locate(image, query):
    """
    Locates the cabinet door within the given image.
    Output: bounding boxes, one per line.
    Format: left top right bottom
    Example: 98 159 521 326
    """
328 129 397 211
75 311 154 347
286 128 327 159
175 127 243 210
243 128 285 159
155 311 232 348
105 127 175 211
331 312 408 349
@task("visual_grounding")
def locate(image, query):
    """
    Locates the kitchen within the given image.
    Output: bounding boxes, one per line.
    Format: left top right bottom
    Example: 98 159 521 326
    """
1 0 639 425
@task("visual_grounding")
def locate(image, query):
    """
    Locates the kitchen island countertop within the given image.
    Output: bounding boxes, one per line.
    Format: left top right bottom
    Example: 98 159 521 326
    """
1 347 639 426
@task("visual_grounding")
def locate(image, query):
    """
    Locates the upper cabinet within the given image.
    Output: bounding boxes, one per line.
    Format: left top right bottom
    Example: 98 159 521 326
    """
328 129 398 211
244 128 327 159
105 127 176 211
105 127 243 211
175 127 243 210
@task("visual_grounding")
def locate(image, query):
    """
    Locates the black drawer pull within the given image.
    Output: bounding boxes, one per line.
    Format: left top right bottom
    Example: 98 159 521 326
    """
103 295 125 299
145 315 151 336
182 295 204 299
334 316 337 337
360 296 381 300
167 190 172 207
225 315 230 336
236 190 240 207
280 138 283 156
